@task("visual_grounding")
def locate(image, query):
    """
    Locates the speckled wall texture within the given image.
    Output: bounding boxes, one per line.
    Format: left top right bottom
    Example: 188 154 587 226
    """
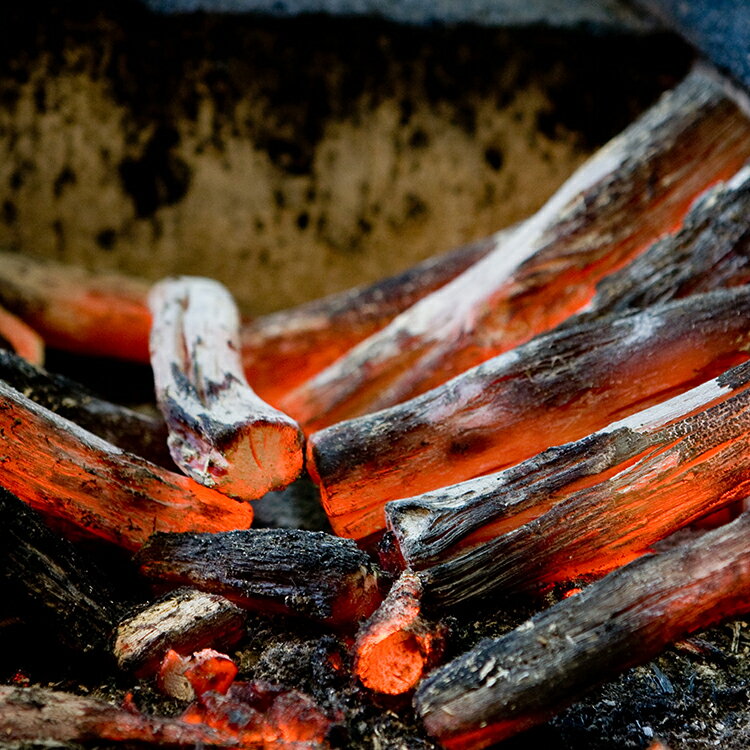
0 2 690 314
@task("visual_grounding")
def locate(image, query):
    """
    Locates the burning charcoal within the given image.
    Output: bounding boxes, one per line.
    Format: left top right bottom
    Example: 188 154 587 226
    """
158 648 238 701
0 252 152 362
0 685 244 746
354 571 445 695
149 276 304 500
387 357 750 606
114 588 246 675
0 304 43 366
280 69 750 430
310 287 750 542
0 486 116 655
414 511 750 749
137 529 385 625
0 349 172 467
0 379 253 550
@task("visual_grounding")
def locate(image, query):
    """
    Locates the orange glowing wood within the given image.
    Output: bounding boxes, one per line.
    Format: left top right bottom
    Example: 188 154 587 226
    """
0 304 43 366
310 287 750 542
0 380 253 551
387 357 750 607
414 511 750 750
354 571 445 695
0 686 246 747
158 648 238 701
281 69 750 431
137 529 385 625
241 234 496 404
149 277 304 500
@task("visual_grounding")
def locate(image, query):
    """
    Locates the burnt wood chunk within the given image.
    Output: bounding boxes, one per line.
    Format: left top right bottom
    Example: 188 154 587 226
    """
0 486 116 654
280 69 750 431
414 512 750 749
137 529 385 625
0 379 253 551
149 277 304 499
390 358 750 606
114 588 246 676
241 234 496 404
310 287 750 542
0 304 43 366
0 349 172 468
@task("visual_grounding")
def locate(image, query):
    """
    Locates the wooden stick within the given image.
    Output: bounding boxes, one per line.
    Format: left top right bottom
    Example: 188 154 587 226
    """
389 357 750 606
0 349 172 468
114 588 246 676
281 69 750 430
0 379 253 551
414 511 750 750
0 486 117 655
149 277 304 499
137 529 385 625
310 287 750 542
0 304 43 366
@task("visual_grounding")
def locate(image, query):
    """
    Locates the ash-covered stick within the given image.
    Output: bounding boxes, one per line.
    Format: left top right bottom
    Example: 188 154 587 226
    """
0 304 43 366
415 512 750 750
0 379 253 551
281 68 750 430
310 287 750 542
0 349 172 468
390 358 750 606
149 276 304 499
0 486 116 655
137 529 385 625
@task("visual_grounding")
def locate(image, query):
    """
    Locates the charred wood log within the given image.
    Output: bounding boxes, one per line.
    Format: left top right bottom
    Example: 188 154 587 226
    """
114 588 246 676
137 529 385 625
0 486 117 655
388 358 750 606
0 304 43 366
281 69 750 430
0 379 253 550
149 277 304 499
0 349 172 468
414 512 750 749
310 287 750 541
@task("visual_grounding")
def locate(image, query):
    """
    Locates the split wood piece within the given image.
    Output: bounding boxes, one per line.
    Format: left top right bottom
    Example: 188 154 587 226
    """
149 276 304 499
414 511 750 750
0 304 43 366
311 287 750 541
0 486 117 655
391 357 750 607
0 349 172 468
281 68 750 431
354 571 445 695
0 252 152 361
114 588 246 676
158 648 238 701
0 686 246 747
0 379 253 551
242 234 497 404
137 529 385 625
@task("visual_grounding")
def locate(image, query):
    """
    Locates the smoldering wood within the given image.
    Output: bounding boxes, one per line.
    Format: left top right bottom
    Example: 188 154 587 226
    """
0 686 243 746
309 287 750 541
114 588 246 675
0 349 172 468
0 304 43 366
0 486 117 655
281 68 750 431
414 512 750 750
394 358 750 607
241 234 496 404
149 276 304 499
137 529 385 625
0 379 253 551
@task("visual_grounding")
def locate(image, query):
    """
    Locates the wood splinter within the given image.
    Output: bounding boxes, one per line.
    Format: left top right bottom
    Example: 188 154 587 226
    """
414 511 750 749
149 276 304 500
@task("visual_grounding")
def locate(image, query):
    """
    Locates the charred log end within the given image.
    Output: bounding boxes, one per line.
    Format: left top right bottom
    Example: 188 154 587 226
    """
158 648 238 701
355 571 445 695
